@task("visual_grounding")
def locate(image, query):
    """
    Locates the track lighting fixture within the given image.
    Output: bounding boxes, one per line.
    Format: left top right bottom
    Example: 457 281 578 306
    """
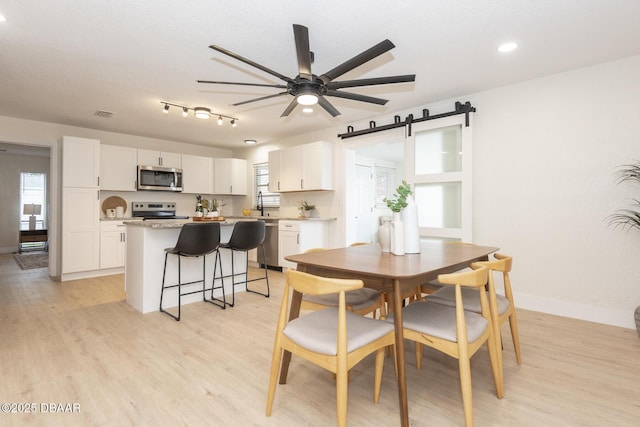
160 102 238 126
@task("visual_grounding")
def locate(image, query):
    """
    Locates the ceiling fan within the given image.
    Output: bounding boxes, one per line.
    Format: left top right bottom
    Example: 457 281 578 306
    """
197 24 415 117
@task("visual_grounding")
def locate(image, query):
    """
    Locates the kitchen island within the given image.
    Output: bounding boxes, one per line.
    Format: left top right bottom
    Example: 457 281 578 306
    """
124 218 252 313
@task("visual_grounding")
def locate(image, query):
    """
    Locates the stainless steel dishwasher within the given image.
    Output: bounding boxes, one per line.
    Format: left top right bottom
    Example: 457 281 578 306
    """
258 220 280 271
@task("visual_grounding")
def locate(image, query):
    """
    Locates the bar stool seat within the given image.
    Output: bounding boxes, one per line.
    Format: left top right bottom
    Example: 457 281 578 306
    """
218 220 270 307
159 222 226 321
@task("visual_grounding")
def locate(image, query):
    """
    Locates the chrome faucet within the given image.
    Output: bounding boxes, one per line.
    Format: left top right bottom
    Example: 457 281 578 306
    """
257 191 264 216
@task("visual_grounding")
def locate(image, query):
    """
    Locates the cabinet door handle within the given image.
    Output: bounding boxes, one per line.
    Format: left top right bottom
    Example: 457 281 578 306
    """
300 179 303 189
278 181 280 190
97 176 100 187
97 190 100 200
230 185 232 193
297 234 299 244
159 157 162 166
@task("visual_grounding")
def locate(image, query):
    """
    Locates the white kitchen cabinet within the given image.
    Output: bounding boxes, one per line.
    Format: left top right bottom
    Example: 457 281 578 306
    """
62 137 101 276
100 144 138 191
137 149 181 168
268 150 281 193
182 154 214 194
62 187 101 275
63 136 100 188
278 220 329 269
100 221 127 269
214 158 247 195
268 141 334 192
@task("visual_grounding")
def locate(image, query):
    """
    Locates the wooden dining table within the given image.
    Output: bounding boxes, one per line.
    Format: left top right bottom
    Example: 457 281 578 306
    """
283 241 499 427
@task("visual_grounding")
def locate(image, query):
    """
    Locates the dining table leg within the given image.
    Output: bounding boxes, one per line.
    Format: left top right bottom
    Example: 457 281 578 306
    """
392 279 409 427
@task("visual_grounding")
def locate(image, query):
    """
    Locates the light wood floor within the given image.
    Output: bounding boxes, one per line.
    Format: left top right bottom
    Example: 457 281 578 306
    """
1 253 639 426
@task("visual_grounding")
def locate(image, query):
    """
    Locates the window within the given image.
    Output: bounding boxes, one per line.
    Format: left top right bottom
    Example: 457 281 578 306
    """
254 162 280 207
20 172 47 228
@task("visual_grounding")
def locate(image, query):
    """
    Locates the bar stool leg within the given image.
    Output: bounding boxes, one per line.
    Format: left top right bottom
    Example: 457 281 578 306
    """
245 244 270 298
159 253 181 321
207 249 226 309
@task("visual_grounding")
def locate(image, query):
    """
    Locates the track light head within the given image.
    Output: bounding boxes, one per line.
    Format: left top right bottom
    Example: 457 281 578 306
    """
231 119 237 127
217 116 223 125
182 107 188 117
163 103 170 113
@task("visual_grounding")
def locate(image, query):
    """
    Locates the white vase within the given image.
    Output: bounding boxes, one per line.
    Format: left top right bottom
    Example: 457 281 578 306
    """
402 195 420 254
390 212 405 256
378 217 391 252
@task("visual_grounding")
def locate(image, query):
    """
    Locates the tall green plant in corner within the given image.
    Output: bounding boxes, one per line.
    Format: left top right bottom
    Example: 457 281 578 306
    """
607 161 640 338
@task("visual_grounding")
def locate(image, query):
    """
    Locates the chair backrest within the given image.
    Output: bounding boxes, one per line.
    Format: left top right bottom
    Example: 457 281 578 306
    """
470 253 512 274
173 222 221 256
437 266 488 289
286 269 363 297
226 220 266 250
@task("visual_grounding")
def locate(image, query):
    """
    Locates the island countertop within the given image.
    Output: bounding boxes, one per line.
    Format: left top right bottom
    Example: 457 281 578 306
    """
123 218 249 228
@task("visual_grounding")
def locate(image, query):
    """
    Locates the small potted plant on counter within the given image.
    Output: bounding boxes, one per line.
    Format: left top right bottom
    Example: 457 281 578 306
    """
298 200 315 218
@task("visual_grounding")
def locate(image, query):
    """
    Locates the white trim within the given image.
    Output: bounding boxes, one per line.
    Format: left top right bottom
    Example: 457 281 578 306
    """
515 292 636 330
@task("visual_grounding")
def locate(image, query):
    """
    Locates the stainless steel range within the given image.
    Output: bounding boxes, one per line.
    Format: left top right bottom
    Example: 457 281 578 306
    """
131 201 189 220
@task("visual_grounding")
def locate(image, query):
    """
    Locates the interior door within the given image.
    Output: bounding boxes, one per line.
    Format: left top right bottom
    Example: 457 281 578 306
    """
354 164 374 243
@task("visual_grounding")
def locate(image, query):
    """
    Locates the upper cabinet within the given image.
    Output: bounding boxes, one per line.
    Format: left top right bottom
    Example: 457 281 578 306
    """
63 136 100 188
214 158 247 195
137 149 181 169
100 144 137 191
182 154 214 194
268 141 334 192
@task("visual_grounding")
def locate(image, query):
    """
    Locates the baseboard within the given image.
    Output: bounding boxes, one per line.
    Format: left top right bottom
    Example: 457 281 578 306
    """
0 246 18 254
61 267 124 282
515 292 635 330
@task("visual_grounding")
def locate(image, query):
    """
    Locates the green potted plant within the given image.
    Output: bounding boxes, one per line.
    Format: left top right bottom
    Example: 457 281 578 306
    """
384 180 412 213
298 200 315 218
607 161 640 337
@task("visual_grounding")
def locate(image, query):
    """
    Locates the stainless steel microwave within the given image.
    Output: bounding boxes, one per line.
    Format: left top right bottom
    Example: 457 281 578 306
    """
137 165 183 192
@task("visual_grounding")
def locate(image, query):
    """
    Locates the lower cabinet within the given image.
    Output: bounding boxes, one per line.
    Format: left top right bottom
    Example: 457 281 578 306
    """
278 220 328 269
100 221 127 269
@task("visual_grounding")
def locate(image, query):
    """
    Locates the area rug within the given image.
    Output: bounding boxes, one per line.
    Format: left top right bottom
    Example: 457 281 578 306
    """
13 253 48 270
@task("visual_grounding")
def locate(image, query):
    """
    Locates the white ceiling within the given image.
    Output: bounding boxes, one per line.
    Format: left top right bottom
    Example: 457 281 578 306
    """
1 1 640 150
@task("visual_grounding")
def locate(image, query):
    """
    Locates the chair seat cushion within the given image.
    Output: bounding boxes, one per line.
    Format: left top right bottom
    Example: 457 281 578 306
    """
283 308 394 356
303 288 381 311
387 301 488 342
427 286 511 315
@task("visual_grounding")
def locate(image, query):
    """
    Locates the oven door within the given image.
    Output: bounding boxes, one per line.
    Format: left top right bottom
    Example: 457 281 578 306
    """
137 166 183 192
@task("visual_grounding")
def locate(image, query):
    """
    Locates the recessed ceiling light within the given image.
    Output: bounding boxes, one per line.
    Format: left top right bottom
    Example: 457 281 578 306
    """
302 107 313 113
498 42 518 53
0 14 6 22
244 139 257 145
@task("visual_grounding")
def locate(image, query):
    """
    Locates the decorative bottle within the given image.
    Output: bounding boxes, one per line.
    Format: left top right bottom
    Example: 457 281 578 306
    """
378 216 391 252
390 212 405 256
402 195 420 253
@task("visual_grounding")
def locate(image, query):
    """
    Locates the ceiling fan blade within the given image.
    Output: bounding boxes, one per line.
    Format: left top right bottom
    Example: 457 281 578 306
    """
319 39 395 84
326 74 415 89
197 80 288 89
318 96 341 117
208 44 295 84
325 90 388 105
293 24 312 81
280 98 299 117
232 92 289 107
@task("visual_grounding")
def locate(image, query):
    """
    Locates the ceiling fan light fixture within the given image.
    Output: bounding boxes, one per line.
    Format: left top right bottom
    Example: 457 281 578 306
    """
194 107 211 119
297 93 318 106
302 107 313 113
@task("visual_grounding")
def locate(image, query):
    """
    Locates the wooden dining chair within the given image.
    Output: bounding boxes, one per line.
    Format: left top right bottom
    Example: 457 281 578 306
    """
427 253 521 364
266 269 396 427
398 266 504 427
299 247 387 319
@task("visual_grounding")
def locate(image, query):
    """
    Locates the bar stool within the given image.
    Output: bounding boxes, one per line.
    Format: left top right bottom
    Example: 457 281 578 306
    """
219 220 270 307
159 222 226 321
